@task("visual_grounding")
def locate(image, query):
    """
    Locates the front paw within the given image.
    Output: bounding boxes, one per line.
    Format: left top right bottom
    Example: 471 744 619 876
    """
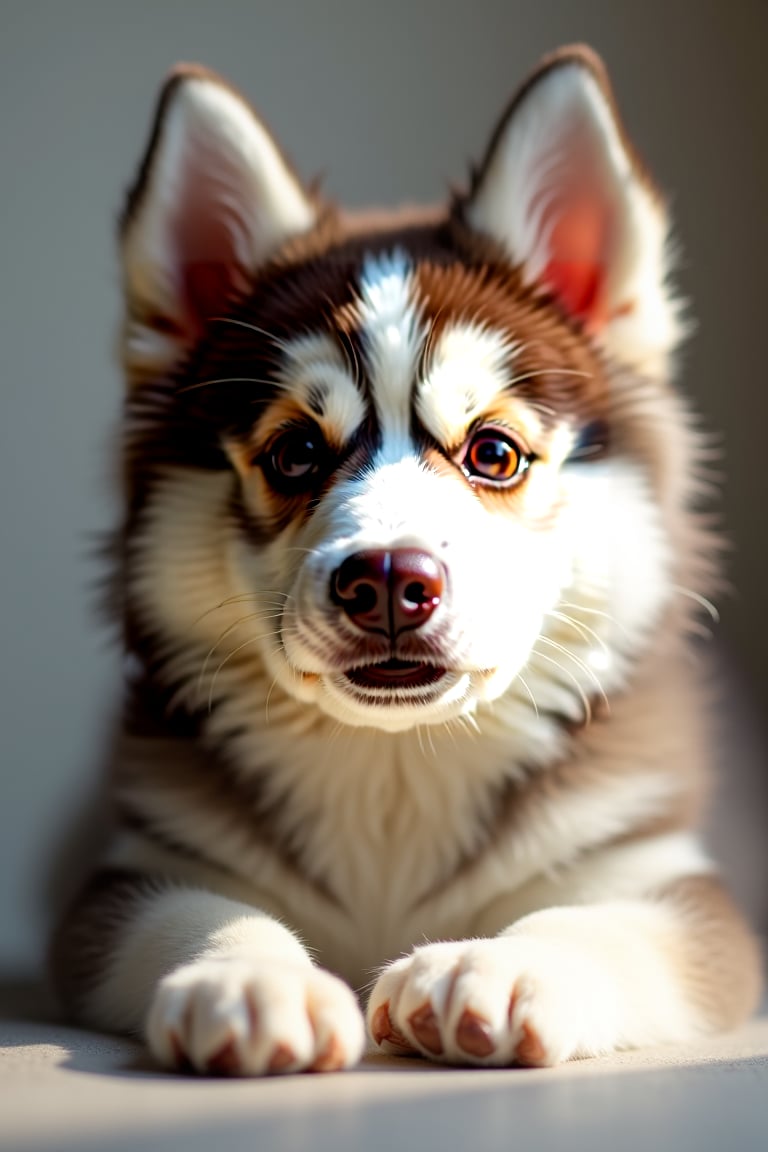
368 938 612 1067
147 957 365 1075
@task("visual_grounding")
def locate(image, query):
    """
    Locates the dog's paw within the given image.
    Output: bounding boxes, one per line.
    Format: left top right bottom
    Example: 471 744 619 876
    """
368 937 614 1067
147 957 365 1075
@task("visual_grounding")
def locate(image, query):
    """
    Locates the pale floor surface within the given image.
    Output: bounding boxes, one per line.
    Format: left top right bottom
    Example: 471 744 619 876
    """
1 987 767 1152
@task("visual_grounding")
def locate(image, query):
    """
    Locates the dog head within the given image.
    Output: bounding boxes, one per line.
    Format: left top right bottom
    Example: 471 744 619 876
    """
118 48 698 736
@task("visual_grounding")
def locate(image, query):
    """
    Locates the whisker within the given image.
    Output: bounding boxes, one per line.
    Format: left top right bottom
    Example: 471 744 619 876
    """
325 298 363 391
442 719 459 750
178 376 279 394
556 601 625 632
416 725 426 759
456 713 480 741
522 399 557 418
446 715 465 742
208 629 282 712
515 671 539 718
325 719 347 751
567 443 605 461
463 711 481 735
265 672 280 724
419 303 447 377
530 647 593 723
673 585 720 624
546 610 609 654
536 635 608 707
208 316 292 352
213 591 289 608
197 611 284 699
193 593 288 625
507 367 592 389
341 331 363 389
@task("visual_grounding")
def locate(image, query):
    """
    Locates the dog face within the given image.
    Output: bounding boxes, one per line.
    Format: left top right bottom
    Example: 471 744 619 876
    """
119 50 689 736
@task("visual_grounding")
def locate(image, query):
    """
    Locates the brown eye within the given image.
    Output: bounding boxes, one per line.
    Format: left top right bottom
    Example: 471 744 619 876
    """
463 427 529 484
265 426 328 491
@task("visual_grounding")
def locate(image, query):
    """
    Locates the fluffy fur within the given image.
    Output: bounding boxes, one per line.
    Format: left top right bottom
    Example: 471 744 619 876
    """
52 46 761 1074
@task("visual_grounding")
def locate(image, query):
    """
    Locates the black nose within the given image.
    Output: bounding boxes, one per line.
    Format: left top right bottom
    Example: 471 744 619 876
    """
330 549 445 637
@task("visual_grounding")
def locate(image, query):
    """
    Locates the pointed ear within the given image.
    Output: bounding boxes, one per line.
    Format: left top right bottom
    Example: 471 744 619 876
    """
120 65 317 382
464 46 682 376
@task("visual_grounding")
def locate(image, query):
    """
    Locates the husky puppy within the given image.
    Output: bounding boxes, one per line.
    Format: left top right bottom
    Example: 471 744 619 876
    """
53 46 761 1073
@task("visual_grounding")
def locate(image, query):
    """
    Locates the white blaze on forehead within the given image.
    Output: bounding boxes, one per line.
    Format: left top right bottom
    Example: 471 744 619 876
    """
279 332 365 441
417 323 516 446
356 252 425 448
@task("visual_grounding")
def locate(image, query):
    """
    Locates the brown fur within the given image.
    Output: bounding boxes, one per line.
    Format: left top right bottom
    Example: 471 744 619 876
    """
653 875 764 1030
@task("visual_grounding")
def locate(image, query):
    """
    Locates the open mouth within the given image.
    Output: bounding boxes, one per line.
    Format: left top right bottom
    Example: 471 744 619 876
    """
344 659 447 691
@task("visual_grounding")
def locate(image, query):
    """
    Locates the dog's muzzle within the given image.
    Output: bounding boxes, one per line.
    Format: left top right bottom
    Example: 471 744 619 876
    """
330 548 447 693
330 548 444 637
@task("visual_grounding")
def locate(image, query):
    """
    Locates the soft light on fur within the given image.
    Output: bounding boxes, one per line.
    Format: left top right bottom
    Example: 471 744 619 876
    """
52 45 761 1075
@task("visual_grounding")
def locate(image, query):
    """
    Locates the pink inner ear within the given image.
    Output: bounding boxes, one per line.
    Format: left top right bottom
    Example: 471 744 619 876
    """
182 255 249 335
172 174 252 337
542 194 608 328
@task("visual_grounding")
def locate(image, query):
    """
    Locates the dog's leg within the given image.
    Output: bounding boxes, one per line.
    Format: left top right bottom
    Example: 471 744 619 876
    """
368 874 762 1066
53 869 365 1074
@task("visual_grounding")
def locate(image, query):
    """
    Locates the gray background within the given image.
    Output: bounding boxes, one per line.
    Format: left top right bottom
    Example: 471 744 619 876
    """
1 0 766 976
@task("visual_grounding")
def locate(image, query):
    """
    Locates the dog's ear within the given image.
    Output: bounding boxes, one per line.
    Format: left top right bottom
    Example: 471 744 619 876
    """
120 65 317 383
464 46 682 376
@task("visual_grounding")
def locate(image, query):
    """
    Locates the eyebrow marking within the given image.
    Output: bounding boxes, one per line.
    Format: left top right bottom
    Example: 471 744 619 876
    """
278 332 366 442
416 322 516 446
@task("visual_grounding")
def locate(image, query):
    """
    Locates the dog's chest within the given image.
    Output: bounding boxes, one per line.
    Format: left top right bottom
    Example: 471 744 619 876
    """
245 728 525 978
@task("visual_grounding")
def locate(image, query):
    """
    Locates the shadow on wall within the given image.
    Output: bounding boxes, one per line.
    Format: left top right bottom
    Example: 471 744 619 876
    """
707 648 768 932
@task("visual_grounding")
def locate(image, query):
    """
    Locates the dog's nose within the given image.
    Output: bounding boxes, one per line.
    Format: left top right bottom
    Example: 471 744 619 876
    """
331 549 444 637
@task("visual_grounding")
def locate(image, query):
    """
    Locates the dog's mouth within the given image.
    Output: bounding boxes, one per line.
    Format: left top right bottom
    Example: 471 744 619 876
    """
344 659 447 691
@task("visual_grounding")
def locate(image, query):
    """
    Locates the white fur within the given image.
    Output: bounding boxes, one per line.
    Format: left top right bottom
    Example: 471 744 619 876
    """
148 956 364 1074
355 252 425 450
92 889 307 1032
470 832 714 935
90 882 365 1073
367 900 704 1066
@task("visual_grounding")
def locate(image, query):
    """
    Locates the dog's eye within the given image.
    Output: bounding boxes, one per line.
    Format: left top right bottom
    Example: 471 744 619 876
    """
265 426 329 490
462 427 530 485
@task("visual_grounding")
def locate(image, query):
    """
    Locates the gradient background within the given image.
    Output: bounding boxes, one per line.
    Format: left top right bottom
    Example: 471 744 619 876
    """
1 0 766 976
